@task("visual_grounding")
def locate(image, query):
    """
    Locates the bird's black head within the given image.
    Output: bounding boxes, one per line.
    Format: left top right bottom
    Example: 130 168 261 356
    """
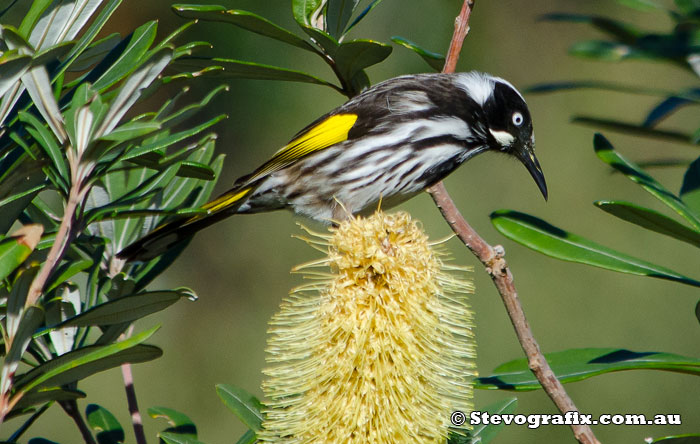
456 73 548 200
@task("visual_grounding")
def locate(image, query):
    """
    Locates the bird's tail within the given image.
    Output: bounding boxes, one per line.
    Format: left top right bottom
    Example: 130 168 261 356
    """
116 186 254 262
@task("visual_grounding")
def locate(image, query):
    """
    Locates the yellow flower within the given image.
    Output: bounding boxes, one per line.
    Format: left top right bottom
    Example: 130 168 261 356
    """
260 211 476 444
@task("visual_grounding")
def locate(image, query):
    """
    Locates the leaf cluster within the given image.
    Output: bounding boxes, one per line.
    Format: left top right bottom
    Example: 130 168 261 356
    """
0 0 226 440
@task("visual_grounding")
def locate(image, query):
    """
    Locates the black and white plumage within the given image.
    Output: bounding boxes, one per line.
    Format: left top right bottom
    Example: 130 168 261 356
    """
118 72 547 261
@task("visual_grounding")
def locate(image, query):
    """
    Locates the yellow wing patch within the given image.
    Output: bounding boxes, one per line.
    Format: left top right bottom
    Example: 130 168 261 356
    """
248 113 358 183
203 187 253 213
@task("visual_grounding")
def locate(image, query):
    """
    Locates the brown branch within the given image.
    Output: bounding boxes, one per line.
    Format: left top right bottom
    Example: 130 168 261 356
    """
60 400 97 444
431 2 601 444
122 362 147 444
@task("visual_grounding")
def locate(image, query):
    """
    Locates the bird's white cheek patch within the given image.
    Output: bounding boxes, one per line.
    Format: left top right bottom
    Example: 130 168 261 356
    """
489 129 515 147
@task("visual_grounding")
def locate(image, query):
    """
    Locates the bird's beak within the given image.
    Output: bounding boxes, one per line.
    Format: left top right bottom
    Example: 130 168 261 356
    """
517 145 548 200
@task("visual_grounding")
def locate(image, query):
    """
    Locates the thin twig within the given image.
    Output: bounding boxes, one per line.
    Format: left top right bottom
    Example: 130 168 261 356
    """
60 400 96 444
121 326 147 444
429 2 601 444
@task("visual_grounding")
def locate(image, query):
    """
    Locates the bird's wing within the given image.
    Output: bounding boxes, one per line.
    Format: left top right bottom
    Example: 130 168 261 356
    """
200 113 358 214
246 113 358 185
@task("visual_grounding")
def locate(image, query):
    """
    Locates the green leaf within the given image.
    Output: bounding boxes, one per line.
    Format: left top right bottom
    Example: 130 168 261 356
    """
17 0 52 38
2 306 44 394
575 117 692 144
569 40 638 61
18 111 69 185
680 157 700 218
95 47 173 138
292 0 324 27
86 404 125 444
58 289 188 327
327 0 360 39
616 0 663 11
643 94 698 127
476 348 700 391
0 149 46 233
491 209 700 288
594 134 700 229
148 406 197 439
93 20 158 92
299 25 339 57
59 0 123 77
216 384 263 432
27 0 103 50
0 225 42 281
69 33 122 72
176 57 338 89
695 299 700 324
334 39 392 82
172 5 315 52
235 430 256 444
346 0 384 33
12 387 85 411
100 121 162 143
455 398 518 444
526 80 675 96
159 432 207 444
0 52 31 99
652 435 700 444
391 36 445 71
46 259 93 293
122 114 226 161
15 326 162 393
595 200 700 247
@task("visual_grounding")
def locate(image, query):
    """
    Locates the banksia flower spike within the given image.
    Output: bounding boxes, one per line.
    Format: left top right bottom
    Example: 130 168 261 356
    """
260 211 476 444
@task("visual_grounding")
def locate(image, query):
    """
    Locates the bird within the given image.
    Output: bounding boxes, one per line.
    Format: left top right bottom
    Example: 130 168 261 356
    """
117 71 547 262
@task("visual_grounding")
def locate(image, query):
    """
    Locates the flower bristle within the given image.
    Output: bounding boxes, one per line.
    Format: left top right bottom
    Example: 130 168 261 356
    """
261 211 476 444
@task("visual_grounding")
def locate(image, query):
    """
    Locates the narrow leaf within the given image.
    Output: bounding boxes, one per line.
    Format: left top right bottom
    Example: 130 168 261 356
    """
172 5 314 52
643 95 697 127
595 200 700 247
92 20 158 92
58 290 187 327
176 57 337 88
326 0 360 39
15 327 161 393
95 47 173 137
18 111 69 184
346 0 384 33
391 36 445 71
0 52 31 98
680 156 700 217
491 209 700 288
12 387 85 411
594 133 700 229
651 435 700 444
476 348 700 391
216 384 263 432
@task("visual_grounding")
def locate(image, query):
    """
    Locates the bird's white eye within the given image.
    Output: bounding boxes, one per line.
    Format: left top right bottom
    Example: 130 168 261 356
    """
512 112 524 126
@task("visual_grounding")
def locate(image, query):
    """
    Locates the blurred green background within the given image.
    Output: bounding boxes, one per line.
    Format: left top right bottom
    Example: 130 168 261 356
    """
11 0 700 442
